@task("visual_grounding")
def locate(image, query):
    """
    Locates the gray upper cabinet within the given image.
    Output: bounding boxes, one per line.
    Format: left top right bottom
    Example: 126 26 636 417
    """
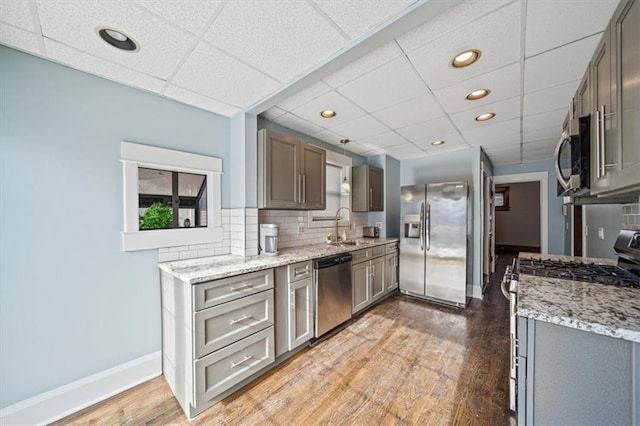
575 69 591 117
589 0 639 196
258 129 326 210
352 164 384 212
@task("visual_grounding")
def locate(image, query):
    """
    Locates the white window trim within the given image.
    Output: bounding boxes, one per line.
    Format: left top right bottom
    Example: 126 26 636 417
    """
308 149 352 229
121 141 223 251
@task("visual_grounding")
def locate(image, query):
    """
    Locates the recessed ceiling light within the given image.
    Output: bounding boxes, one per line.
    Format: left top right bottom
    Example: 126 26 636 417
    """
97 27 138 52
475 112 496 121
465 89 490 100
451 49 481 68
320 110 336 118
431 140 445 146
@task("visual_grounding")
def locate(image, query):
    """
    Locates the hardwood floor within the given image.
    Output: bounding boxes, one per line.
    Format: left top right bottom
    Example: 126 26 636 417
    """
54 257 516 425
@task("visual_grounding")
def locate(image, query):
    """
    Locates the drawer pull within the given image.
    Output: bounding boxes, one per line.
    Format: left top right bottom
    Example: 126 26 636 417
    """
230 283 252 291
294 266 309 276
229 314 253 325
230 354 252 368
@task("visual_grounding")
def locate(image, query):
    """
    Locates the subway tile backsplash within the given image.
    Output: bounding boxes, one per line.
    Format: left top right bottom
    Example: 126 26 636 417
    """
622 202 640 231
259 210 368 250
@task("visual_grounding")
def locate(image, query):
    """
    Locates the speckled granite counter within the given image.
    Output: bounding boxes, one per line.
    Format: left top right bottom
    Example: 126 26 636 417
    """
158 238 399 284
517 252 640 343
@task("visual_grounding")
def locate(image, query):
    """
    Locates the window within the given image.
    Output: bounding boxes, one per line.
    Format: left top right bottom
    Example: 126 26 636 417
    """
121 142 222 251
495 186 510 211
308 149 352 228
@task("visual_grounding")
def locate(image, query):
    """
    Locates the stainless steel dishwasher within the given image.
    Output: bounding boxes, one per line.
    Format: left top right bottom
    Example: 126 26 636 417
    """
313 253 352 338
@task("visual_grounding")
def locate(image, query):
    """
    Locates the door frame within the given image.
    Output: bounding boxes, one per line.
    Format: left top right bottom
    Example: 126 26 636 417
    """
480 161 495 287
493 171 548 254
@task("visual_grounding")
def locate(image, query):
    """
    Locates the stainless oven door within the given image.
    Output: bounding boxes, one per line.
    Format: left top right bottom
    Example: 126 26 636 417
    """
554 130 572 192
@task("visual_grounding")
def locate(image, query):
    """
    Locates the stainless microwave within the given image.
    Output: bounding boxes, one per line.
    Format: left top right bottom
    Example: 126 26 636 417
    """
554 115 590 196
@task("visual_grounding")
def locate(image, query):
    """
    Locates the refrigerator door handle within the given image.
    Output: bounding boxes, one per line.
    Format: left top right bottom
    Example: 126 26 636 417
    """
426 202 431 251
419 202 425 251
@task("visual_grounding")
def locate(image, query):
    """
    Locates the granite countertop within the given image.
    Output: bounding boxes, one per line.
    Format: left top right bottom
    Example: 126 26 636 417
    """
516 252 640 343
158 238 399 285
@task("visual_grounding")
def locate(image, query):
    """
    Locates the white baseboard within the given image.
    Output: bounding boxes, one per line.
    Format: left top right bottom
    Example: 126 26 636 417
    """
0 351 161 425
468 284 483 300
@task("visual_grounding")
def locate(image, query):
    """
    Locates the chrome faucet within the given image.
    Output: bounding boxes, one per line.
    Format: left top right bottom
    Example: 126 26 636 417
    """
334 207 351 242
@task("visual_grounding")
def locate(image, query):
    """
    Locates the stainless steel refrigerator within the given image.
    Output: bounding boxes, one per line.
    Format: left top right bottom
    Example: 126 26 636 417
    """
399 182 469 307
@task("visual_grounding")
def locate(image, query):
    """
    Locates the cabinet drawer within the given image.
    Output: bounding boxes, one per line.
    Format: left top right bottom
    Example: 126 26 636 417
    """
194 327 274 407
385 243 398 254
288 261 312 283
193 269 274 311
370 245 385 258
351 248 370 264
194 290 274 358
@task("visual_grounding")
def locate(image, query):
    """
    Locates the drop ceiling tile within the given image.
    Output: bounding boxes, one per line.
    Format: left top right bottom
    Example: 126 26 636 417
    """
342 141 371 155
1 0 35 31
133 1 224 35
261 106 286 121
277 81 332 111
523 125 560 143
357 132 408 149
290 90 365 127
522 137 557 150
433 63 520 114
44 39 166 93
397 116 457 143
450 96 520 131
329 114 389 140
0 23 40 55
414 132 467 151
522 149 554 163
488 154 522 166
36 0 195 79
172 42 279 107
337 57 427 112
164 85 240 117
204 0 346 82
523 79 580 116
396 0 513 52
322 41 401 88
462 118 520 146
372 94 444 129
407 2 520 90
526 0 618 57
522 108 565 132
312 0 412 39
524 33 600 93
361 148 385 158
483 144 522 165
274 113 324 136
380 143 426 160
311 128 347 145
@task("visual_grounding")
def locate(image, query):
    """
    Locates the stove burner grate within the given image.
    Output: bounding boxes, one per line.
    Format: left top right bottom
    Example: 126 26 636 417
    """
517 259 640 289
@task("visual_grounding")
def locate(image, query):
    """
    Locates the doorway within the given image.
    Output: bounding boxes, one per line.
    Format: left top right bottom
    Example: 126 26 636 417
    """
494 181 541 253
492 172 549 255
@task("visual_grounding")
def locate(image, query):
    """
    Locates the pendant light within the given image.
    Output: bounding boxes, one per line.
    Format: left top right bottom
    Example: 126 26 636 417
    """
340 139 351 195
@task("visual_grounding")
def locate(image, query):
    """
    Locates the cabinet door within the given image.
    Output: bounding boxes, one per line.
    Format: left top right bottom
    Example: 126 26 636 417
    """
590 29 616 194
385 254 398 291
261 130 300 209
299 143 326 210
371 257 385 300
576 69 591 117
288 278 313 350
352 261 370 314
369 167 384 211
614 0 640 190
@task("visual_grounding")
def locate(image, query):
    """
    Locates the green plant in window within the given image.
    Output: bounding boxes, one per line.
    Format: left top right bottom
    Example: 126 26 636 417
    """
139 202 173 229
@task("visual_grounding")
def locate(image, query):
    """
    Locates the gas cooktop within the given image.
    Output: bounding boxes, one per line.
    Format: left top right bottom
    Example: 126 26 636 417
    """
517 258 640 289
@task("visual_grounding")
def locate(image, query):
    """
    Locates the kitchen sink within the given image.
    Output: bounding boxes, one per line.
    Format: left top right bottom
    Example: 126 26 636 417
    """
331 240 363 247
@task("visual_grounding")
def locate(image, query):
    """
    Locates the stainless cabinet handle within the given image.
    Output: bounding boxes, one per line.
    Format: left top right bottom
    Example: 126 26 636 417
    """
229 314 252 325
294 266 309 276
230 354 252 368
290 291 295 309
371 264 375 277
230 283 251 291
302 174 306 204
369 188 373 208
599 105 606 177
297 174 302 203
595 108 602 178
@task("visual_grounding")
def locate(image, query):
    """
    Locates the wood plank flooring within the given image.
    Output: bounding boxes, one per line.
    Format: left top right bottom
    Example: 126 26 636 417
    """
54 256 516 425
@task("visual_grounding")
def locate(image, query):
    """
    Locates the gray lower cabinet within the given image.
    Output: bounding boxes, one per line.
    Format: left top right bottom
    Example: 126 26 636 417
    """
352 246 387 314
258 128 326 210
275 261 313 357
517 317 639 425
385 245 399 292
161 269 275 419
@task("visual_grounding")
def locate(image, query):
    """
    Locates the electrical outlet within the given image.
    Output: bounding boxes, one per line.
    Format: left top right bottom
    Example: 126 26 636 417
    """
298 225 304 234
598 228 604 240
375 222 383 228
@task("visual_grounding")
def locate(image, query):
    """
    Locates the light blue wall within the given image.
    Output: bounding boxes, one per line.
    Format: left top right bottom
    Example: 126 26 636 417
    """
400 148 482 288
493 160 565 255
367 155 400 238
230 113 258 208
0 47 231 408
